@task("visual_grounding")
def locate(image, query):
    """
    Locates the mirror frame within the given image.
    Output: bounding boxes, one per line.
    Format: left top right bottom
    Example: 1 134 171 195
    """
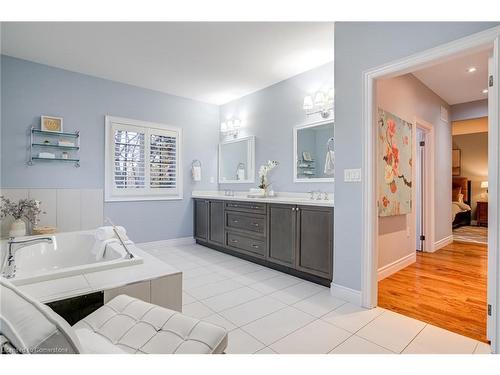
293 119 334 183
218 135 255 184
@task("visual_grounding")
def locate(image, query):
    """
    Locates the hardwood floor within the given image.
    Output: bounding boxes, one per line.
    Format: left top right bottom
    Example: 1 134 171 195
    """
378 241 488 342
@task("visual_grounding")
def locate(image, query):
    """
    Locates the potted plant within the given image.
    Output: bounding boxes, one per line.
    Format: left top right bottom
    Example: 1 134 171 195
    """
0 196 43 237
258 160 279 195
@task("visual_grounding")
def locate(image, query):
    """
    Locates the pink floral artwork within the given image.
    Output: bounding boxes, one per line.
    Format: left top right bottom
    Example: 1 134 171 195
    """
378 109 412 217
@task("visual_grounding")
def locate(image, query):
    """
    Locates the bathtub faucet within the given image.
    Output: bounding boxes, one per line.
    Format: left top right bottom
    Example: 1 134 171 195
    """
2 237 53 279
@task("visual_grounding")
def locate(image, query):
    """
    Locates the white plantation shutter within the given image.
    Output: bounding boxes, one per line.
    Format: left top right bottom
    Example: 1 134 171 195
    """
113 127 146 189
149 131 177 189
105 116 182 201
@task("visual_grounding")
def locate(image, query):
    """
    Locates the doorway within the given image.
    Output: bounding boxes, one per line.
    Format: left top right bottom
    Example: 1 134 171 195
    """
361 27 500 352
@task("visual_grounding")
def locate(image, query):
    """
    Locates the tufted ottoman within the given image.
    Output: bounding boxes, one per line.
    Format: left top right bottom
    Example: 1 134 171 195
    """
73 295 228 354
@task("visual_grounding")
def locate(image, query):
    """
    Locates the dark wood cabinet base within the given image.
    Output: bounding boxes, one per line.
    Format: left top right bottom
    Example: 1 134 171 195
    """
195 239 332 287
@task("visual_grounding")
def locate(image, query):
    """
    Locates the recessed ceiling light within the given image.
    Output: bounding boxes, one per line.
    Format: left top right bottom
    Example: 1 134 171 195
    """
482 89 488 94
467 67 477 73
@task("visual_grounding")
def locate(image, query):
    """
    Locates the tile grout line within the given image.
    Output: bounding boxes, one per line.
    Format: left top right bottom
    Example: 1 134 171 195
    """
399 323 428 354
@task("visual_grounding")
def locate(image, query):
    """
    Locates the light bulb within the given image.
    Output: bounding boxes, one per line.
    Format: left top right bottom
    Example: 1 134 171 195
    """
314 91 326 107
220 122 227 132
303 95 314 110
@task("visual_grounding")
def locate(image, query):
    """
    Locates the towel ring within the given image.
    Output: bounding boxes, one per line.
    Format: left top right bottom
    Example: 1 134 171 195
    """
192 160 201 168
327 137 334 151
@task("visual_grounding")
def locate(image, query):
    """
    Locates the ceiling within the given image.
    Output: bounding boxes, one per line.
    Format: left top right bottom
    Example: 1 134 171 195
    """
413 49 490 105
1 22 334 105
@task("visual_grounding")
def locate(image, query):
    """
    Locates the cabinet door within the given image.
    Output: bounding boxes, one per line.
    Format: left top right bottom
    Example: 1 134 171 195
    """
268 204 296 266
209 200 224 245
296 206 333 279
194 199 209 241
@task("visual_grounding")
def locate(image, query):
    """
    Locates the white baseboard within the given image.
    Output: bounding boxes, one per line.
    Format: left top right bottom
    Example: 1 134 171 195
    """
137 236 195 250
433 235 453 251
330 283 362 306
377 252 416 281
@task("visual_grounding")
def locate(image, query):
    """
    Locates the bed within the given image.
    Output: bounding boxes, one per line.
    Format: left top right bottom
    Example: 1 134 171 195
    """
452 177 472 229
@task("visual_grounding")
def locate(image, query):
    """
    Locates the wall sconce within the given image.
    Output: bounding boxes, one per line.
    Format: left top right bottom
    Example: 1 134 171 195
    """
303 87 334 119
220 118 242 138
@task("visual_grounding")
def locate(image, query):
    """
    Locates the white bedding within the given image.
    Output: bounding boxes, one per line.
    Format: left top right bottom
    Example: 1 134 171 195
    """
452 201 471 221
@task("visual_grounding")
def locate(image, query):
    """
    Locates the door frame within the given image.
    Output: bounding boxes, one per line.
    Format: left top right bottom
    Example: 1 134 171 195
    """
361 26 500 352
414 118 435 253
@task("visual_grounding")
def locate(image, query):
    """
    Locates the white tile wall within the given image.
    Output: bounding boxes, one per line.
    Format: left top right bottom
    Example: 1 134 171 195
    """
56 189 82 232
0 188 103 236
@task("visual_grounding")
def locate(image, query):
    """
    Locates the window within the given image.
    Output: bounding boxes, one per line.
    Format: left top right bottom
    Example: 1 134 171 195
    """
105 116 182 201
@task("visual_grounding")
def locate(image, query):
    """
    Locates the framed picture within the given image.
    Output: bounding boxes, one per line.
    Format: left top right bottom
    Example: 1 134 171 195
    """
302 151 313 161
41 116 63 133
452 149 461 176
377 108 412 217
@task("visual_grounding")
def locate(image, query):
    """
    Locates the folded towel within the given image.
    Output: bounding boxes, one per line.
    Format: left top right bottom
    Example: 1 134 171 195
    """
324 150 335 176
192 166 202 181
95 226 128 241
92 238 134 260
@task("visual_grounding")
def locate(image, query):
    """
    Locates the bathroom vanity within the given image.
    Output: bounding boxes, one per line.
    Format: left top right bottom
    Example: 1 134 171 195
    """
192 193 333 286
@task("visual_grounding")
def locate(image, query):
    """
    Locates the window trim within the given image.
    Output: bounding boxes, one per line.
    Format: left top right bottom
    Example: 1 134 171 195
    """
105 115 183 202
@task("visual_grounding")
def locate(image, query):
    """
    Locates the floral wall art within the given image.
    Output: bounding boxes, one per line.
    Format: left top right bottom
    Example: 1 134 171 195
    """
378 108 412 217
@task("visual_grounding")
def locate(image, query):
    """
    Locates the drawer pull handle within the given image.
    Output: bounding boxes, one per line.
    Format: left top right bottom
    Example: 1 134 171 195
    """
251 206 260 209
251 244 259 248
252 223 259 227
232 220 239 223
231 239 238 243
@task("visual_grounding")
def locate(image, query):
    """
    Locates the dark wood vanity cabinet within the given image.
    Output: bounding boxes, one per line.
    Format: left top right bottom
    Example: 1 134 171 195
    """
296 205 333 279
194 199 209 241
268 204 296 266
208 200 225 245
194 199 225 245
193 198 333 285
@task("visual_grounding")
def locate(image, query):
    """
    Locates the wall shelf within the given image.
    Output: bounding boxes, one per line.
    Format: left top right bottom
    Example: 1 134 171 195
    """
28 126 81 167
32 143 80 151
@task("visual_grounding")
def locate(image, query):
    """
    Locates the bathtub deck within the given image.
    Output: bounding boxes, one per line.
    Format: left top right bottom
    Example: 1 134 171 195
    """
13 245 182 309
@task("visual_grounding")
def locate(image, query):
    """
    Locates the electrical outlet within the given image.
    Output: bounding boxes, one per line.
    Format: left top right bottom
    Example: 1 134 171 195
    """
210 176 215 183
344 168 361 182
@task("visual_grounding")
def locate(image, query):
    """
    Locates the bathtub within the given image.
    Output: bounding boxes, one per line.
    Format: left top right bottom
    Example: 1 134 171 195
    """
0 230 143 286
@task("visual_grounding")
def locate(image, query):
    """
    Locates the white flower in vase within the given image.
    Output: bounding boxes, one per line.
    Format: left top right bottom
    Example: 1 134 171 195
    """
258 160 279 190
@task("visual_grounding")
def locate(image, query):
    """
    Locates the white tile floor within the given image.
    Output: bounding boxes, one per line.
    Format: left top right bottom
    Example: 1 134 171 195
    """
145 243 492 354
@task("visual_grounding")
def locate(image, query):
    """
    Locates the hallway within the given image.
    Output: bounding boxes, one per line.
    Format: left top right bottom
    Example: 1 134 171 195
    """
378 242 487 342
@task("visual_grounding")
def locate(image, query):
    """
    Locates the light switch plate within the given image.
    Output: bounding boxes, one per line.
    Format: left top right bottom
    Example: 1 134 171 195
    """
344 168 362 182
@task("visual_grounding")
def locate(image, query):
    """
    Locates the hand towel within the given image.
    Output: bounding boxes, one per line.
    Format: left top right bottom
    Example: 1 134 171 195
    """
237 168 245 180
324 150 335 175
192 166 202 181
95 226 128 241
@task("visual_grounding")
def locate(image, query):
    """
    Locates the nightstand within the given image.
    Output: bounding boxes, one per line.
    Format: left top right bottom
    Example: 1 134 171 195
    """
477 201 488 227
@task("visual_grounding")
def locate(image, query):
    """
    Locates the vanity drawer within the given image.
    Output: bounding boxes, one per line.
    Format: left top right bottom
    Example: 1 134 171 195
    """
226 212 266 235
225 201 266 214
226 232 267 257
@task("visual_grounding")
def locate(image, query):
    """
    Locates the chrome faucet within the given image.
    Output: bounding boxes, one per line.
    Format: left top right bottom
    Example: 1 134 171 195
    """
2 237 53 279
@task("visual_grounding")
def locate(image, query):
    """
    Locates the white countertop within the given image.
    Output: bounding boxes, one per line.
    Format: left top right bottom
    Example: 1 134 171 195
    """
192 190 334 207
13 246 181 303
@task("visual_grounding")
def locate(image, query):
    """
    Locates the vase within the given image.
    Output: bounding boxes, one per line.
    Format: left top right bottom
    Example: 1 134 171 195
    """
9 219 26 237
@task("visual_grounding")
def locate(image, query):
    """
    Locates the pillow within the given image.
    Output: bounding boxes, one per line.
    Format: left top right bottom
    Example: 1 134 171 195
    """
0 279 81 354
452 186 462 202
457 193 464 203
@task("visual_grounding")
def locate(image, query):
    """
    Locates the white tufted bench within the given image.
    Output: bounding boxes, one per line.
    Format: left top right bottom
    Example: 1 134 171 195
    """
73 295 228 354
1 279 227 354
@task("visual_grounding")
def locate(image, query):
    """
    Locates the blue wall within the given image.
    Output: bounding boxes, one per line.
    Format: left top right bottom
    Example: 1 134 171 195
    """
1 55 220 243
334 22 499 292
219 62 334 192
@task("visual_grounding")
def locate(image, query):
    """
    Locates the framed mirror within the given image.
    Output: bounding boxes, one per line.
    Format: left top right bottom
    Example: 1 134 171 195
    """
293 120 334 182
219 136 255 183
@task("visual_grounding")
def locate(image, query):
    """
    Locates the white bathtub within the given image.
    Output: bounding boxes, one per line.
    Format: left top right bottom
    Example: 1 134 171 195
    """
0 230 143 286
